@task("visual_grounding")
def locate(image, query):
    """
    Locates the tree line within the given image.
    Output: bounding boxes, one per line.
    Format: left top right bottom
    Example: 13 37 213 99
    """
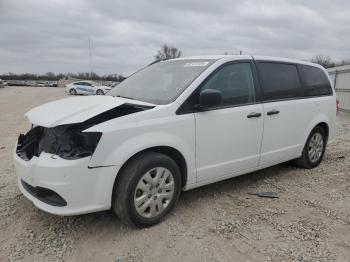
310 55 350 69
0 44 181 82
0 72 126 82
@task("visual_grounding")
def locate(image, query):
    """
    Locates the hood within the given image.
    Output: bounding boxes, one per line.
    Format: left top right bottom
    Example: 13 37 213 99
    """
26 96 155 128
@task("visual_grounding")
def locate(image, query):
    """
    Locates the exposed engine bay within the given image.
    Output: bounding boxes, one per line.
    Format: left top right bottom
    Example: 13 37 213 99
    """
16 103 153 160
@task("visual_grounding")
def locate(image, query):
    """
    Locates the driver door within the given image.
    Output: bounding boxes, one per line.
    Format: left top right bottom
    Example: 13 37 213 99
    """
195 62 264 182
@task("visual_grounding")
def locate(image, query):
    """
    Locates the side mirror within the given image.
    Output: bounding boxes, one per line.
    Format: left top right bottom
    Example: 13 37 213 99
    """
197 89 222 108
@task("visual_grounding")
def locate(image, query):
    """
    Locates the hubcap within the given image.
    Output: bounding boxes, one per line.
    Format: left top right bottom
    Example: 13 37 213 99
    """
134 167 175 218
308 132 324 163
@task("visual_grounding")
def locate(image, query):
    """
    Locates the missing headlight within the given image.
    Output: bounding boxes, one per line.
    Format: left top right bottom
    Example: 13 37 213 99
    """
17 125 101 160
40 126 102 159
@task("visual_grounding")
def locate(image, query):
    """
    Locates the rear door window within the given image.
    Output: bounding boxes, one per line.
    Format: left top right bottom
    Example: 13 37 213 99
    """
300 65 333 96
257 62 302 101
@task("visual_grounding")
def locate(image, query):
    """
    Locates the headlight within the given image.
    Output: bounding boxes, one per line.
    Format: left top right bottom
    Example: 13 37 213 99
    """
16 125 102 160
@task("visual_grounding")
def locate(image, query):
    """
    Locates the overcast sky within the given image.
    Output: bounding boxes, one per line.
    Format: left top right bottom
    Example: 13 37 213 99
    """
0 0 349 75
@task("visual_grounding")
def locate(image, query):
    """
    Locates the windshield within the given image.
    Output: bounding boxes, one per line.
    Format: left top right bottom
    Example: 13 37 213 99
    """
108 59 215 104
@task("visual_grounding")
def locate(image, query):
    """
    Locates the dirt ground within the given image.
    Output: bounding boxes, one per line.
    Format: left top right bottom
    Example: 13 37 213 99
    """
0 86 349 262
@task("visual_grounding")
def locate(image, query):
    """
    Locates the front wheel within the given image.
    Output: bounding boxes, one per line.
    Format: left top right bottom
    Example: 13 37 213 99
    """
69 88 77 95
96 89 104 95
294 126 327 169
112 152 181 227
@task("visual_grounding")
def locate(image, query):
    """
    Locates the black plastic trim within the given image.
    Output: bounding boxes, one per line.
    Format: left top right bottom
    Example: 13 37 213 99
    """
87 165 116 169
267 110 280 115
21 179 67 207
247 112 262 118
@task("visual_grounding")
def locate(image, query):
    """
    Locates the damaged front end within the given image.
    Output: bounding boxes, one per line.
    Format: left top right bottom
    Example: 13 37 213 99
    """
16 125 101 160
16 103 153 161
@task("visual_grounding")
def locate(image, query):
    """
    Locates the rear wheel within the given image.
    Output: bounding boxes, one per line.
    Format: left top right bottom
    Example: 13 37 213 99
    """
69 88 77 95
295 126 326 169
96 89 104 95
112 152 181 227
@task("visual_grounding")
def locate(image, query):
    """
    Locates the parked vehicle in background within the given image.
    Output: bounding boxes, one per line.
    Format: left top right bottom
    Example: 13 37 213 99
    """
36 81 46 87
14 55 336 227
7 80 27 86
49 81 58 87
65 81 111 95
5 80 57 87
0 79 8 88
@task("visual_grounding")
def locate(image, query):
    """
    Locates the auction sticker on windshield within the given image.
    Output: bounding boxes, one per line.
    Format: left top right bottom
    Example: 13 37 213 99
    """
184 62 209 67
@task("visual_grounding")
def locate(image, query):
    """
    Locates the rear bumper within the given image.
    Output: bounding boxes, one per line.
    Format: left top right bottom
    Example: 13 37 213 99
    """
14 148 120 216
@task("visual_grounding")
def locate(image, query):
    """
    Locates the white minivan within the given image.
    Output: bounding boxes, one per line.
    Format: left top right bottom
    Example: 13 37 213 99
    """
14 55 337 227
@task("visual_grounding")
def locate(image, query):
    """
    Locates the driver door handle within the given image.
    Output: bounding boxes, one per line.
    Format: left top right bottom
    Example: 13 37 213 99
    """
247 112 262 118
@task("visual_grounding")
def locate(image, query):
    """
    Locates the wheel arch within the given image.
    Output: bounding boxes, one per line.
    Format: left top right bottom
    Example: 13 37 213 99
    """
316 122 329 141
113 146 188 193
302 113 331 144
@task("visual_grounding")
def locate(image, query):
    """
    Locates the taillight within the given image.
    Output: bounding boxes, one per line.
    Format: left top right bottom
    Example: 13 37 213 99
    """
336 98 340 115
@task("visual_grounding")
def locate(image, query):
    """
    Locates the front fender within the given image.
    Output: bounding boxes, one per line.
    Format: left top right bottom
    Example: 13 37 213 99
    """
88 115 196 185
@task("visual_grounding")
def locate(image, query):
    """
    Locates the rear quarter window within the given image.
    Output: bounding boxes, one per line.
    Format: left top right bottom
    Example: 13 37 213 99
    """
257 62 302 101
300 65 333 96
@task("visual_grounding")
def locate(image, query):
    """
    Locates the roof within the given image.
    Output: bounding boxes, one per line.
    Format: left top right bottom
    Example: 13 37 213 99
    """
73 80 96 83
327 64 350 73
252 55 318 67
172 55 226 60
173 55 321 68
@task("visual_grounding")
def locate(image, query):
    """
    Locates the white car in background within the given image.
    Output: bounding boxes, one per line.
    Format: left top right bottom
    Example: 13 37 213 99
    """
65 81 111 95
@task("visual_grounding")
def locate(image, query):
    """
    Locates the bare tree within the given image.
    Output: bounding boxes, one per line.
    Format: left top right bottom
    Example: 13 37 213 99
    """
155 44 182 60
311 55 335 68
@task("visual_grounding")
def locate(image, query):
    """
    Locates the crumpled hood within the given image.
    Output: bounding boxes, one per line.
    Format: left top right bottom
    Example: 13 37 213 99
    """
26 96 155 128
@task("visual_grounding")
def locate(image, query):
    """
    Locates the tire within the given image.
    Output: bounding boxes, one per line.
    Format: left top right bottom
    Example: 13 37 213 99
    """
112 152 182 227
96 89 104 95
69 88 77 95
294 126 327 169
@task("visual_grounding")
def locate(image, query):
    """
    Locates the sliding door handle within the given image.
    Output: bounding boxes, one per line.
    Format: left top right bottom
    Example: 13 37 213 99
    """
267 109 280 116
247 112 262 118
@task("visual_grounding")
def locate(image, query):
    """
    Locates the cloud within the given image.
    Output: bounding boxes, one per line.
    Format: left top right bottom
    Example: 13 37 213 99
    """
0 0 349 75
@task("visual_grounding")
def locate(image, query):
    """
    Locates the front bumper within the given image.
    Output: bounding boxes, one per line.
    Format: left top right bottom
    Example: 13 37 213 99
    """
14 148 119 216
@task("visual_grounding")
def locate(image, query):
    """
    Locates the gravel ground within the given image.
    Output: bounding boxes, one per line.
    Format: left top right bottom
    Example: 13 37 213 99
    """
0 86 349 262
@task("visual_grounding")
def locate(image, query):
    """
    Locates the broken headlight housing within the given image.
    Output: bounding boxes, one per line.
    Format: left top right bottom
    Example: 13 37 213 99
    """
16 125 101 160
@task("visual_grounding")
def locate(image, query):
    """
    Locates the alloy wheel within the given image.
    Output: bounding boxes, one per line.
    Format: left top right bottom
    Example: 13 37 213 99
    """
308 132 324 163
